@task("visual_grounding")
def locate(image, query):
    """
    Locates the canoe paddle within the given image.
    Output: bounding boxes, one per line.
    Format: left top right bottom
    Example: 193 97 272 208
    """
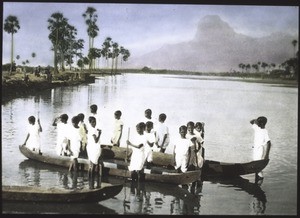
125 127 130 163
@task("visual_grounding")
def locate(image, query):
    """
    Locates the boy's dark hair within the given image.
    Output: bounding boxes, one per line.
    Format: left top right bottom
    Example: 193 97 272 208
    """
28 116 35 123
145 109 152 115
159 113 167 122
77 113 84 121
60 114 68 122
88 116 96 124
179 125 187 133
136 122 145 130
145 121 153 128
195 122 203 129
71 116 80 125
257 116 267 128
187 121 194 127
90 104 98 113
114 110 122 117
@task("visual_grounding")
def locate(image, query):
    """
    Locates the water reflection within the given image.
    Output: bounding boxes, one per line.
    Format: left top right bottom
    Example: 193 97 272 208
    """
207 176 267 215
3 73 297 215
121 180 201 215
18 160 87 190
19 160 41 187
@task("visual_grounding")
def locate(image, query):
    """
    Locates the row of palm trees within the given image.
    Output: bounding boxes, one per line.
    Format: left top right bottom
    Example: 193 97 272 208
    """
4 6 131 75
47 6 131 74
238 62 276 73
238 40 298 75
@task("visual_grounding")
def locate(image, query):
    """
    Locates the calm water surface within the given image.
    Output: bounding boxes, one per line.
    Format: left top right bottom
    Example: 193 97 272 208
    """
2 73 297 215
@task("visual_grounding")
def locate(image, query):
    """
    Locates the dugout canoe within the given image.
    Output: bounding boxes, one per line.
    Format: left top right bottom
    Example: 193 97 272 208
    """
101 145 269 177
19 145 201 185
202 159 269 177
101 145 172 166
2 183 123 202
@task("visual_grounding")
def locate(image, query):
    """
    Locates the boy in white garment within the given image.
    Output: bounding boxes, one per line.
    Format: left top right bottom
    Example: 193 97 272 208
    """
186 121 204 169
52 114 69 156
67 116 82 172
250 116 271 181
127 122 146 182
154 113 170 153
144 121 155 168
23 115 43 154
111 110 123 147
173 125 191 173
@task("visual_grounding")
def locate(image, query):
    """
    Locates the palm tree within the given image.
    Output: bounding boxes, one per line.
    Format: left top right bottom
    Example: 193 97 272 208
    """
238 63 245 73
122 49 130 65
4 15 20 74
48 12 68 74
73 39 85 69
252 64 258 73
261 62 268 73
292 40 297 57
83 7 99 70
245 64 251 73
101 37 112 68
111 42 120 74
16 55 20 65
31 52 36 66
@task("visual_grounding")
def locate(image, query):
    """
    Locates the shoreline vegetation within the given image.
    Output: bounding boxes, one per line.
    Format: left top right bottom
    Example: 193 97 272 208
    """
2 68 298 102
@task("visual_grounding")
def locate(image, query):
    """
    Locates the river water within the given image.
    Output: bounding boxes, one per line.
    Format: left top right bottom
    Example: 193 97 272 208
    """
1 73 297 215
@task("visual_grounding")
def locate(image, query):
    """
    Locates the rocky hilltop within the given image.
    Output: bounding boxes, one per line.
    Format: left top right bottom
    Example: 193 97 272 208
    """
129 15 296 72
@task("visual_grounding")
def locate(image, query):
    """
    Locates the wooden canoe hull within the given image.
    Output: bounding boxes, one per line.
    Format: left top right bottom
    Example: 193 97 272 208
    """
101 145 174 166
101 145 269 177
202 159 269 177
2 183 123 202
19 145 201 185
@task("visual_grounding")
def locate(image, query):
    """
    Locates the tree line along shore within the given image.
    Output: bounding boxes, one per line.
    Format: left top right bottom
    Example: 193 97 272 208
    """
2 66 298 102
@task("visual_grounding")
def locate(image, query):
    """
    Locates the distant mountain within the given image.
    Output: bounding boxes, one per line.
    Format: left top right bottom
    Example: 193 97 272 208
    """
127 15 296 72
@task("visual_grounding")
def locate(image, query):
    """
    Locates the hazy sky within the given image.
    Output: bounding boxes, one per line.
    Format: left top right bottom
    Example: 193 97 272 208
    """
2 2 299 67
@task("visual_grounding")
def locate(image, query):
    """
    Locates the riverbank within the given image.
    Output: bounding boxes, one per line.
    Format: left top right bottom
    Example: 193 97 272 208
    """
96 68 298 87
2 69 298 102
2 71 96 101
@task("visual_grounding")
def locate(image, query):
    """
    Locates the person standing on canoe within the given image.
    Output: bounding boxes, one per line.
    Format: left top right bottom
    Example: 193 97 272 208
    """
77 113 88 158
194 121 205 164
144 121 155 168
195 122 205 140
52 114 69 156
186 121 204 169
154 113 170 153
173 125 191 173
111 110 123 147
87 116 102 178
127 122 146 182
89 104 101 130
144 109 152 122
22 115 42 154
250 116 272 181
67 116 82 172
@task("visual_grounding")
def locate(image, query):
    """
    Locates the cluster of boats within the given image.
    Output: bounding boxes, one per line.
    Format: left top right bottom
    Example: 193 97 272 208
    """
2 144 269 203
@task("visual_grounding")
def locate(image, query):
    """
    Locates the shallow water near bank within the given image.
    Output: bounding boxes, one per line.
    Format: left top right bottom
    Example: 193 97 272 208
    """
2 73 297 215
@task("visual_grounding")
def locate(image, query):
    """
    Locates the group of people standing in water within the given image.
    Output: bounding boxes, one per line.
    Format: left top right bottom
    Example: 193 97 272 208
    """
21 104 271 182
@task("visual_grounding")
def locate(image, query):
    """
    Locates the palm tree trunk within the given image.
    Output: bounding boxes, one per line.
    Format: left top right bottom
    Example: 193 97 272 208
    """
115 56 118 74
111 57 114 74
10 33 14 74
